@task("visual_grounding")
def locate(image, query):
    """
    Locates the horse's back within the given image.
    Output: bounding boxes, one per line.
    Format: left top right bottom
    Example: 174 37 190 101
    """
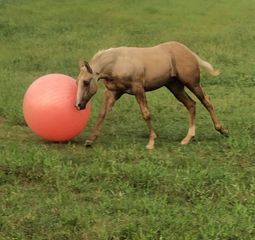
96 41 200 89
111 45 173 81
111 41 198 71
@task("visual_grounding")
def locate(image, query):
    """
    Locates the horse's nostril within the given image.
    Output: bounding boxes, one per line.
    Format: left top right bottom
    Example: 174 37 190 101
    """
78 102 86 110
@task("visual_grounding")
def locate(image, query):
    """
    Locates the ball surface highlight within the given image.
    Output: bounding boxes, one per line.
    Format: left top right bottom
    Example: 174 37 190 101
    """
23 74 91 141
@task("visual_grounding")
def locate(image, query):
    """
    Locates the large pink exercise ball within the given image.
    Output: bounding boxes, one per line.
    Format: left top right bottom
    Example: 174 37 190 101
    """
23 73 91 141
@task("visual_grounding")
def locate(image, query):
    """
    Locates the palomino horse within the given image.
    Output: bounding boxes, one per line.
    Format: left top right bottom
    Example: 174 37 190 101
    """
76 41 228 149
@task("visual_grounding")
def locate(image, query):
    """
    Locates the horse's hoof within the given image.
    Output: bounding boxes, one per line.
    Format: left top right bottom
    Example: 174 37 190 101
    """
146 144 154 150
181 136 195 145
84 140 93 147
221 128 229 137
181 140 189 145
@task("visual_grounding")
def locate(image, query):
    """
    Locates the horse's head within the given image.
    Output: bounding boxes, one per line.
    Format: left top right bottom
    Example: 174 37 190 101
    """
76 60 98 110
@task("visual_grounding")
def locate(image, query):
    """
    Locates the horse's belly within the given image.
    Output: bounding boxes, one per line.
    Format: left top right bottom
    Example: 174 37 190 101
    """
142 58 171 91
144 80 168 91
144 72 170 91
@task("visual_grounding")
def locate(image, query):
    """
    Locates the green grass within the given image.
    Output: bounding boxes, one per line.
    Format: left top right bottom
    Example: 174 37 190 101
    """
1 0 255 239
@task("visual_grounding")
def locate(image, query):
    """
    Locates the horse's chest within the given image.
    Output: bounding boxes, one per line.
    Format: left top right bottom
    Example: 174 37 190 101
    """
104 79 132 93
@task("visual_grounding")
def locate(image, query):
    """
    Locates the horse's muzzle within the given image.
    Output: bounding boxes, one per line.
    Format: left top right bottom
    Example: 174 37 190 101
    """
76 102 86 110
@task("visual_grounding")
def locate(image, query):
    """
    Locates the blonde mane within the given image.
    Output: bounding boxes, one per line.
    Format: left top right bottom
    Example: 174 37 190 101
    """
91 48 114 62
91 49 105 61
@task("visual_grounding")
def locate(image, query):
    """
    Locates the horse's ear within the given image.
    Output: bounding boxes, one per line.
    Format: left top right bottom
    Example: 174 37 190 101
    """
79 59 85 69
79 59 93 74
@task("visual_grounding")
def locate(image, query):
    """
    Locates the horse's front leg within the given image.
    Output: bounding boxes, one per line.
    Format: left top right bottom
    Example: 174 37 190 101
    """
85 90 122 146
134 88 157 150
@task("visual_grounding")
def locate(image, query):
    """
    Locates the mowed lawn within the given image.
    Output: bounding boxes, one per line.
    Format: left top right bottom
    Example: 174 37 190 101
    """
0 0 255 239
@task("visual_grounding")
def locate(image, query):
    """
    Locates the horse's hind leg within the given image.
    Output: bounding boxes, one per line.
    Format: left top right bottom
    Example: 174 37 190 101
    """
166 79 196 145
187 83 228 136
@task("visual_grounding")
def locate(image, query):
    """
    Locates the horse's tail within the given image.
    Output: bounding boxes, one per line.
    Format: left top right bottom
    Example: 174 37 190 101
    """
193 53 220 76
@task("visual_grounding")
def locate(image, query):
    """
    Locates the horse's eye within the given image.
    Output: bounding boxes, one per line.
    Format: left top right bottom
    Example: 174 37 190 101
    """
83 80 90 86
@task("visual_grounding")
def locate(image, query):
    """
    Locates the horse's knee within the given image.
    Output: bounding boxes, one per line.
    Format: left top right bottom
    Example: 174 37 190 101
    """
205 95 211 102
99 112 106 119
201 97 214 111
206 103 214 112
185 99 196 114
189 100 196 110
142 109 151 121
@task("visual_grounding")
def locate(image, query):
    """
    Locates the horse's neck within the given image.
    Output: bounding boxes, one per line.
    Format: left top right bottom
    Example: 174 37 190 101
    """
90 59 103 73
90 49 115 74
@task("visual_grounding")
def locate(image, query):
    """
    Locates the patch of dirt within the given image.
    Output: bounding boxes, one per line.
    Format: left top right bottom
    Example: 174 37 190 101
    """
0 115 36 142
0 116 6 124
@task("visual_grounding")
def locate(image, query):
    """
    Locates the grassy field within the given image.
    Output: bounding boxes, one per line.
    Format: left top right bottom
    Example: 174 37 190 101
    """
1 0 255 239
